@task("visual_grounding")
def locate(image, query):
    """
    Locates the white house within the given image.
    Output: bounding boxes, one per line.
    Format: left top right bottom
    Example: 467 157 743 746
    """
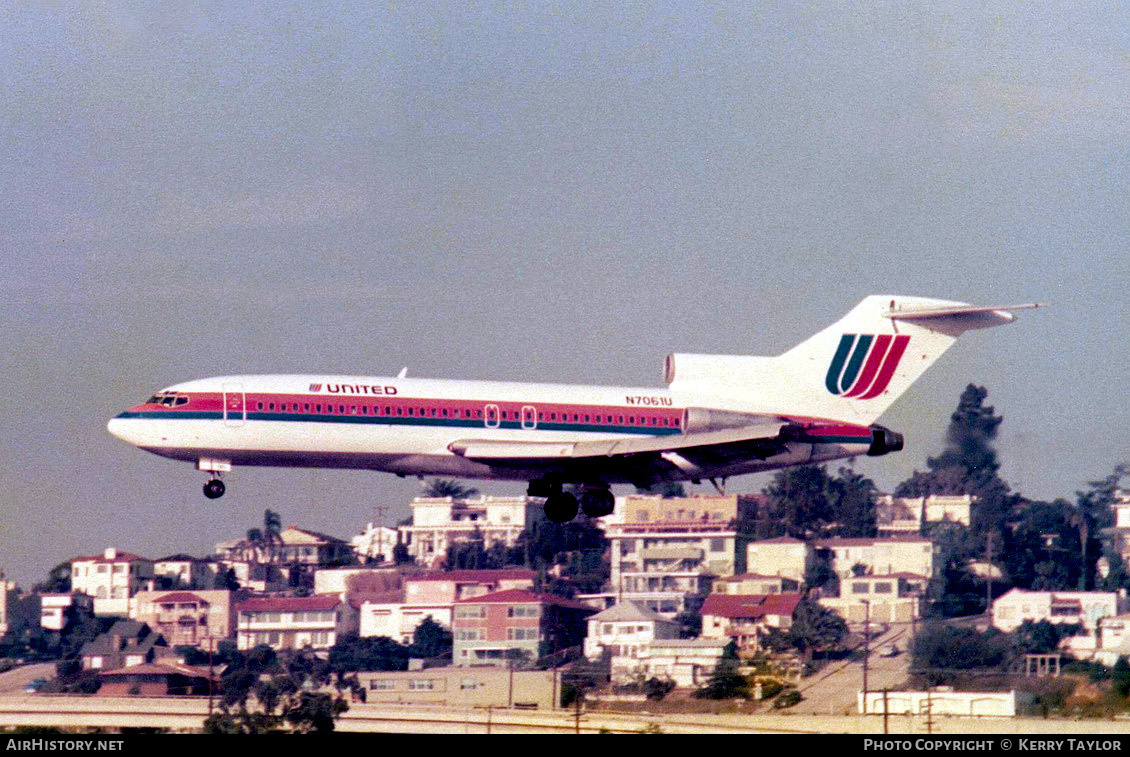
638 638 730 689
70 549 156 616
583 601 680 682
991 588 1119 633
235 595 359 651
399 496 544 568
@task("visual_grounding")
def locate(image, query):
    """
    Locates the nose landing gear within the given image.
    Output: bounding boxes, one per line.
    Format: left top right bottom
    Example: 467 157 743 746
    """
203 476 226 499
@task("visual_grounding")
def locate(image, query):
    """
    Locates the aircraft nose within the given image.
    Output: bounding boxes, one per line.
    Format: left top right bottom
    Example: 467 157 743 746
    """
107 414 141 445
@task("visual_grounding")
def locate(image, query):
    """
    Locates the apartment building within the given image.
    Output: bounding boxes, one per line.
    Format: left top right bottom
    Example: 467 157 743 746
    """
399 496 544 568
591 494 757 619
130 590 238 650
451 589 595 666
235 595 359 651
70 549 156 616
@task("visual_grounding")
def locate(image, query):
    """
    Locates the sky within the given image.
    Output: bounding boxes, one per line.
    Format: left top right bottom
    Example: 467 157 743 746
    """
2 2 1128 588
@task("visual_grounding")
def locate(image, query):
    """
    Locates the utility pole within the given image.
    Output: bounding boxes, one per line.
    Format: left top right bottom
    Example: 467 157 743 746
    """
882 688 889 734
985 530 995 614
862 599 871 700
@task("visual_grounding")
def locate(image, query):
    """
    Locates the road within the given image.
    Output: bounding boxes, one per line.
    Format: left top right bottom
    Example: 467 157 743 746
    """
793 622 913 715
0 694 1128 734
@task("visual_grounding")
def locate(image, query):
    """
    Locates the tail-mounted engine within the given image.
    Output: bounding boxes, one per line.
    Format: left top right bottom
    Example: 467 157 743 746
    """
867 425 904 456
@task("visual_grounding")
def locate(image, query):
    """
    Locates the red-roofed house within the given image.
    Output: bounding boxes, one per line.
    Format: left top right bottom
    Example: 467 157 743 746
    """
452 590 596 666
98 661 220 697
71 549 155 617
130 590 241 650
235 595 359 651
358 569 537 644
700 593 803 652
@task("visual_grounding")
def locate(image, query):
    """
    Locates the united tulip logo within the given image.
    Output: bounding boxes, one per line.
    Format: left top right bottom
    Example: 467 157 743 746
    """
825 334 910 399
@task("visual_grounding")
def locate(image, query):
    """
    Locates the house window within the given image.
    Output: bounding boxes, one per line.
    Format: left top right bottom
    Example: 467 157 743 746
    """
370 679 396 691
408 679 435 691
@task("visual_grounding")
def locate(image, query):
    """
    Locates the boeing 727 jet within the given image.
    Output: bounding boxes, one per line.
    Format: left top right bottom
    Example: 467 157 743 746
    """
107 296 1040 522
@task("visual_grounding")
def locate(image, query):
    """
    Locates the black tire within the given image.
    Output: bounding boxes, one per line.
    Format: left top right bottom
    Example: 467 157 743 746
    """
580 489 615 518
543 492 578 523
203 479 226 499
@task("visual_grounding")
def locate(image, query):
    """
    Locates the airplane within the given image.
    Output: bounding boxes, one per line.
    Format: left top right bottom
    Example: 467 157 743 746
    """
107 295 1041 523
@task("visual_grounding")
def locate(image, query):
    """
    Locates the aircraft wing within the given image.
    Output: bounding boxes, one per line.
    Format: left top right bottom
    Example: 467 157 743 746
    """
448 421 799 482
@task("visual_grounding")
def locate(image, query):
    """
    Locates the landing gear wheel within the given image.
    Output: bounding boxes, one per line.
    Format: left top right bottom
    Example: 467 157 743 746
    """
580 488 615 518
543 492 578 523
203 479 226 499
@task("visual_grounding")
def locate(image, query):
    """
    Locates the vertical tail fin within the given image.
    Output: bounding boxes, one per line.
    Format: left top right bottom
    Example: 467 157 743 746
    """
772 296 1038 423
665 296 1041 425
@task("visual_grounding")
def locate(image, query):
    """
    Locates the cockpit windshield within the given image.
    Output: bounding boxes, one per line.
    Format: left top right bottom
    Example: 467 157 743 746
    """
146 392 189 407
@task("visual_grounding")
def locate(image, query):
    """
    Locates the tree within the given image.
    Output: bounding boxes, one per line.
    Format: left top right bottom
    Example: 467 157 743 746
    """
423 479 480 499
895 385 1021 543
828 467 878 537
772 598 848 662
328 634 410 672
35 562 72 594
634 482 687 498
763 465 835 538
692 641 749 700
409 616 453 660
1114 657 1130 698
909 621 1012 686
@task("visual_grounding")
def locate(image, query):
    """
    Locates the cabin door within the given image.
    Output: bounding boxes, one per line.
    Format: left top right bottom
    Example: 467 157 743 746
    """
222 383 246 427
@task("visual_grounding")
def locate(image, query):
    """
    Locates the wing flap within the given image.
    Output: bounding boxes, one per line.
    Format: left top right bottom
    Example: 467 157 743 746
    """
449 421 792 463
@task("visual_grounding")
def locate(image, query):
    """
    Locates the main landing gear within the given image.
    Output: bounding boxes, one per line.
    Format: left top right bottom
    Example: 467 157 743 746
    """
529 479 615 523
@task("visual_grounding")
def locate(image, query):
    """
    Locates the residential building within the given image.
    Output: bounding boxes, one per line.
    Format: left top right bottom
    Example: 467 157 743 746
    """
874 494 974 535
358 667 559 709
451 589 595 667
700 593 802 652
815 536 936 580
398 496 545 568
583 601 680 681
314 566 405 601
1094 614 1130 666
1103 491 1130 564
97 661 218 697
745 537 814 583
819 574 926 623
153 555 220 590
81 620 168 671
638 638 730 689
215 525 353 567
40 593 94 632
712 573 801 595
0 580 21 636
129 590 239 650
361 600 450 645
70 549 156 616
357 569 537 643
593 494 757 619
351 522 400 564
235 595 359 651
992 589 1119 633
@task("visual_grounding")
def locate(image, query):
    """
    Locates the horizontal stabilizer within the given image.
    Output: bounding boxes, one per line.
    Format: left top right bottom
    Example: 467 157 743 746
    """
885 302 1045 325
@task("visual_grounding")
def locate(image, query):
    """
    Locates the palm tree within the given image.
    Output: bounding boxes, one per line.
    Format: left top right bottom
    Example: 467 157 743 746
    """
263 509 283 563
422 478 480 499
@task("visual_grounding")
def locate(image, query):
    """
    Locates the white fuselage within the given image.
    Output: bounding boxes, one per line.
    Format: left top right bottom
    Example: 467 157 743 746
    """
107 373 875 485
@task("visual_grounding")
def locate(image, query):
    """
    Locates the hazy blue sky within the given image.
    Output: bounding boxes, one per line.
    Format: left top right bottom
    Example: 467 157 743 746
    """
2 3 1127 587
